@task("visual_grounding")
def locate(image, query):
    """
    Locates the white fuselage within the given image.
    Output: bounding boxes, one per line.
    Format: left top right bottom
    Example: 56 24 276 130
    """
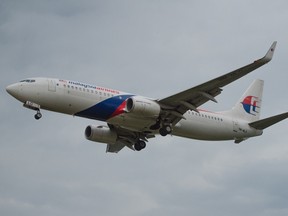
6 77 263 142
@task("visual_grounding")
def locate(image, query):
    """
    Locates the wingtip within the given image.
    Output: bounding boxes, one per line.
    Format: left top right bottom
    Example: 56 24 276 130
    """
263 41 277 62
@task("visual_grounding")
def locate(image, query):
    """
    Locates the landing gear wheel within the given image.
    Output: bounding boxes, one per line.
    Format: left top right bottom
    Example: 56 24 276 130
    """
34 112 42 120
134 140 146 151
159 125 172 136
139 140 146 149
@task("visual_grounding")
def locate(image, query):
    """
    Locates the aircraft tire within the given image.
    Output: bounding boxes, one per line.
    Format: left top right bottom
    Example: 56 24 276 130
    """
159 125 172 136
34 112 42 120
134 140 146 151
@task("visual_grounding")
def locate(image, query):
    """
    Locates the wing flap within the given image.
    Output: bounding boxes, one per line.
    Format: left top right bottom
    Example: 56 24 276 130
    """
249 112 288 130
106 141 127 153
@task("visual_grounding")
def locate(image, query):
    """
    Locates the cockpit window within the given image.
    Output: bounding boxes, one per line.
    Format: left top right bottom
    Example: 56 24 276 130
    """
20 79 36 83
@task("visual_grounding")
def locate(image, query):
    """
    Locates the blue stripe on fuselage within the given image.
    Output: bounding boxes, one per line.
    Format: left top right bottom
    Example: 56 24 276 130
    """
75 94 133 121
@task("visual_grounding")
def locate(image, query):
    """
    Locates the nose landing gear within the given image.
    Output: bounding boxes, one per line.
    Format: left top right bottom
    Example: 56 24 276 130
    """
34 111 42 120
23 101 42 120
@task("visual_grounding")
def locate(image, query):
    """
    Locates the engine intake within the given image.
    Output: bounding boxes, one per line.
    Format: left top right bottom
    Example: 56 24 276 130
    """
125 96 161 118
85 125 117 144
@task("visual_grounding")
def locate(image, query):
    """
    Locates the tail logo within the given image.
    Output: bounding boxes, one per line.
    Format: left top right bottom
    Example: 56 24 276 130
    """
241 96 260 115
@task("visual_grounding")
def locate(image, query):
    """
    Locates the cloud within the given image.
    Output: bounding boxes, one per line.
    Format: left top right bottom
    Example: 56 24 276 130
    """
1 1 288 216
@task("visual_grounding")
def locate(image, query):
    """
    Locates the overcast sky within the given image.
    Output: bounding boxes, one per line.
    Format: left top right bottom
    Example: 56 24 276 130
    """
1 1 288 216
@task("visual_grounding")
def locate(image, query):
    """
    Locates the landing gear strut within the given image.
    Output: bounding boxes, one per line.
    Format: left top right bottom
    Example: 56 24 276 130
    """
23 101 42 120
134 140 146 151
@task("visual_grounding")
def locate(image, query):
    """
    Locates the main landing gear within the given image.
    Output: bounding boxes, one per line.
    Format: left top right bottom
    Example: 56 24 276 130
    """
134 124 172 151
159 125 172 136
134 140 146 151
150 119 173 137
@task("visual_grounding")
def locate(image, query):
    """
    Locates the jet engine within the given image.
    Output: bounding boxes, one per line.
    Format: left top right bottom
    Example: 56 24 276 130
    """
85 125 117 144
125 96 161 118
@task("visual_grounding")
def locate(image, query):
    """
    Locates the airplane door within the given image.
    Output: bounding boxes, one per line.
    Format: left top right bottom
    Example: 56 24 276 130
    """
48 79 56 92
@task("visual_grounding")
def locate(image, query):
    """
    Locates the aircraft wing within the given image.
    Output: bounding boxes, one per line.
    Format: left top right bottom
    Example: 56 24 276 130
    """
249 112 288 130
158 41 277 125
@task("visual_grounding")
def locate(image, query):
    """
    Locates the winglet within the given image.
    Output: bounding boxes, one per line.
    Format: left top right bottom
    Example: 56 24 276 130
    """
262 41 277 63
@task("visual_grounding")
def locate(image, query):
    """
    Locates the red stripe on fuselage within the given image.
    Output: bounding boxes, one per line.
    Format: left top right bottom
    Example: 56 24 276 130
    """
109 100 127 119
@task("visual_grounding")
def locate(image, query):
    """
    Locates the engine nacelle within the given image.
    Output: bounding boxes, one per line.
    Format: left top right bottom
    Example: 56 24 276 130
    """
85 125 117 144
125 96 161 118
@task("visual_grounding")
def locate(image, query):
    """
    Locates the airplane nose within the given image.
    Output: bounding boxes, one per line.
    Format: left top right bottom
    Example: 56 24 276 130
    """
6 83 19 98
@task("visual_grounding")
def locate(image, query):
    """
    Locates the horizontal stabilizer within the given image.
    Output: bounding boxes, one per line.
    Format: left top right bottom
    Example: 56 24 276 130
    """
249 112 288 130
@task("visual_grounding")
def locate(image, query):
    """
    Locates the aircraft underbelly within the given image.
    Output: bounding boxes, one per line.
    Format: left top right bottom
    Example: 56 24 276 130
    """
108 114 156 131
173 118 234 141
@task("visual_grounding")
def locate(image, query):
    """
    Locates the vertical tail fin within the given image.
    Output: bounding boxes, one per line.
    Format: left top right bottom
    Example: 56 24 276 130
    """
228 79 264 122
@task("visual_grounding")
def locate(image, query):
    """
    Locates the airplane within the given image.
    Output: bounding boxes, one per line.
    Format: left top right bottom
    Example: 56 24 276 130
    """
6 41 288 153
